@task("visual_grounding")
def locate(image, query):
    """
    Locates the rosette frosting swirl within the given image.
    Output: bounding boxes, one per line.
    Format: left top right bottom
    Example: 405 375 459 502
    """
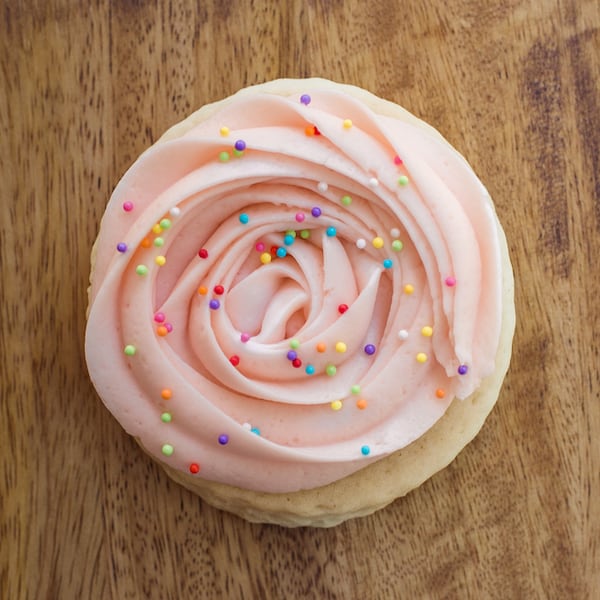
86 81 503 493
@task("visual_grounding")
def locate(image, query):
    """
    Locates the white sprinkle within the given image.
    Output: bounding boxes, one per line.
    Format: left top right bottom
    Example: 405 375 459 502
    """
169 206 181 217
242 422 252 431
317 181 328 193
368 177 379 188
398 329 409 341
356 238 366 249
390 227 400 238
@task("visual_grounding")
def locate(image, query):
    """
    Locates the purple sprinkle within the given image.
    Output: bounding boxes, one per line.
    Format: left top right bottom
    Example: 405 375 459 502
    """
287 350 297 361
311 206 322 218
234 139 246 151
458 364 468 375
116 242 127 253
364 344 376 355
218 434 229 445
209 299 220 310
300 94 311 105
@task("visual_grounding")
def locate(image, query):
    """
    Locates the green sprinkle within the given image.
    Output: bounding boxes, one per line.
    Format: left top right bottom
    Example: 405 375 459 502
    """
341 195 352 206
154 237 164 247
233 149 244 157
351 384 361 395
285 229 297 238
161 444 174 456
300 229 310 239
391 239 404 251
159 218 172 230
398 175 409 186
161 412 172 423
123 345 136 356
219 151 230 162
326 364 337 377
135 265 149 276
290 338 300 349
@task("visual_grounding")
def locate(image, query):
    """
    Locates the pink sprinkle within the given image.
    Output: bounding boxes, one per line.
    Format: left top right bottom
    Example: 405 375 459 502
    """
394 155 403 165
295 212 305 223
255 242 265 252
154 312 165 323
165 323 173 333
122 201 134 212
445 276 456 287
240 332 250 343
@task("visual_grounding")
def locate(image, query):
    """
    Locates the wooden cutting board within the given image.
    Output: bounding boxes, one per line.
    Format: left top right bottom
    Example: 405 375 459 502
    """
2 1 598 597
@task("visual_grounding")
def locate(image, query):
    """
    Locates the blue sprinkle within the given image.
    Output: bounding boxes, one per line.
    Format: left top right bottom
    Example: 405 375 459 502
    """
326 226 337 237
276 247 287 258
383 258 393 269
361 445 370 456
239 213 249 224
283 234 295 246
305 364 315 375
251 427 261 436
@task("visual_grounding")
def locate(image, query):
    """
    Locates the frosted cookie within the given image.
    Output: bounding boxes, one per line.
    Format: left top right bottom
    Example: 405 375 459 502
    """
85 78 515 527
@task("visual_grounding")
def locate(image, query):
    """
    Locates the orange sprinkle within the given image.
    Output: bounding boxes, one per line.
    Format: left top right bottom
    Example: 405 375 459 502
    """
140 237 151 248
161 388 172 400
156 325 168 337
435 388 446 399
316 342 326 353
304 125 316 136
356 399 368 410
197 286 208 295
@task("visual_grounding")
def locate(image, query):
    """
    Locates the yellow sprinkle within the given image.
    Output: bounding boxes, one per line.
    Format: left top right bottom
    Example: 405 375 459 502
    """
260 252 272 265
155 255 166 266
404 284 414 295
152 223 162 235
416 352 428 363
331 400 343 411
220 126 230 137
372 236 384 249
335 341 347 353
343 119 353 129
421 326 433 337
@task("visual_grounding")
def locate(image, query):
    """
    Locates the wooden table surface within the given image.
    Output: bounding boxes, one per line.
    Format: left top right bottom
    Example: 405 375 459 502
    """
2 1 599 598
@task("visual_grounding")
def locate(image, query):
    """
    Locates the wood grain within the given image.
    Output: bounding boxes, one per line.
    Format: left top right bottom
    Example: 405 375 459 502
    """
1 0 598 598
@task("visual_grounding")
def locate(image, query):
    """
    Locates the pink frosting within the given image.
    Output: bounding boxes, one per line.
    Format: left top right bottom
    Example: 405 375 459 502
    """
85 86 503 493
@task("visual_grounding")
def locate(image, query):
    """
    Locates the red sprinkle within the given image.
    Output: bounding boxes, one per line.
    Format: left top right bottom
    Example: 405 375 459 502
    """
292 358 302 368
189 463 200 474
270 245 278 256
229 355 240 366
394 155 403 165
338 303 349 314
198 248 209 259
314 126 321 136
214 285 225 295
